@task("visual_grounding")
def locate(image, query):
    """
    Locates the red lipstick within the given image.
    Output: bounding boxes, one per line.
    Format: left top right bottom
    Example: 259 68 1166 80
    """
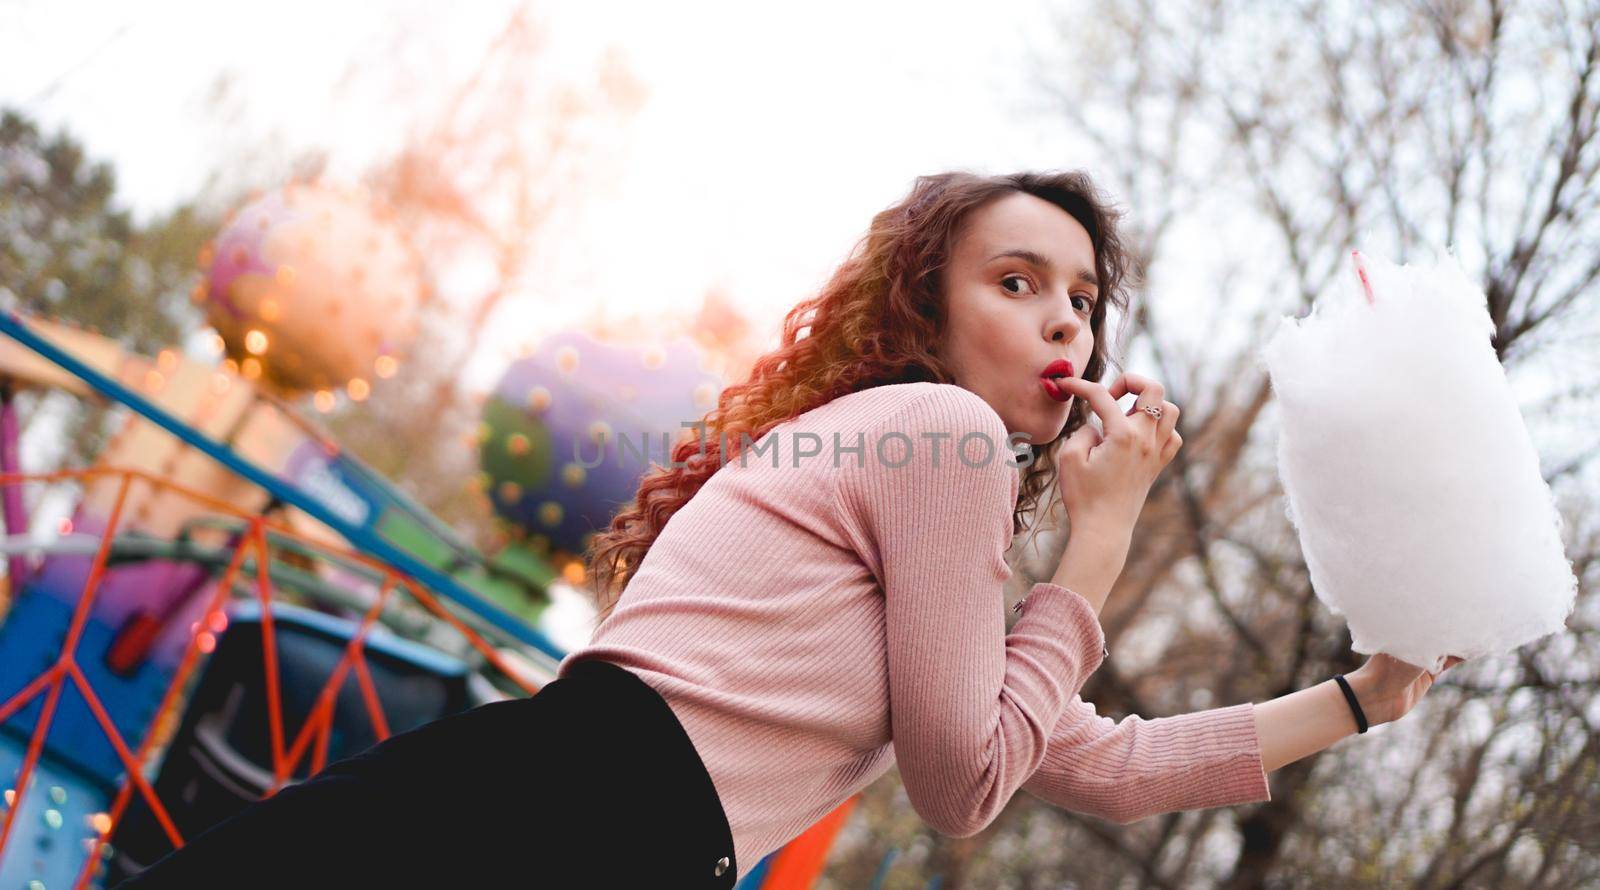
1038 359 1074 403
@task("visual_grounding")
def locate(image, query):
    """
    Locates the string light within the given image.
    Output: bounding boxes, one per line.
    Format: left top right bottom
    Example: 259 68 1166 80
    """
244 329 269 355
538 500 564 527
561 463 586 488
562 561 586 585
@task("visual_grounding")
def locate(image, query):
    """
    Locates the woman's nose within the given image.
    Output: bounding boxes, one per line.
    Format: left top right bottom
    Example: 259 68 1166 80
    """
1046 312 1081 344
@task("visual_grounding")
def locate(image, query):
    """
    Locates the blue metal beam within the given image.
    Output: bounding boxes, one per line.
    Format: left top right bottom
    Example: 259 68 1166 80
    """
0 311 567 662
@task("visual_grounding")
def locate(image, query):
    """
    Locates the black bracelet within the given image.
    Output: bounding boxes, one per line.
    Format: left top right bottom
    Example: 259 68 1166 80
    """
1332 674 1368 734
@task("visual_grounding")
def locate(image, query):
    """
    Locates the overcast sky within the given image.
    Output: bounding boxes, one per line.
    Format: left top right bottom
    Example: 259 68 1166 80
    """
1 0 1107 386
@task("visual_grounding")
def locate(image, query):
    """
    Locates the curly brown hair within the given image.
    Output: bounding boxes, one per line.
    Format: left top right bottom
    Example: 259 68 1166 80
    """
584 169 1134 624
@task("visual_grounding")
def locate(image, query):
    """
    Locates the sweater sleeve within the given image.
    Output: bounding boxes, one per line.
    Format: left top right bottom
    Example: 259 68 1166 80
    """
1020 696 1272 824
831 384 1108 837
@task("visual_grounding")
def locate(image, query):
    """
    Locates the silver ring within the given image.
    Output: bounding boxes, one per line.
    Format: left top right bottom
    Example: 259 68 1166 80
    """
1141 405 1163 420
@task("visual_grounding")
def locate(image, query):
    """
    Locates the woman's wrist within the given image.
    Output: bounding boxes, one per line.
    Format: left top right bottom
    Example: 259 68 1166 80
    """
1344 666 1392 726
1254 676 1373 773
1048 526 1130 615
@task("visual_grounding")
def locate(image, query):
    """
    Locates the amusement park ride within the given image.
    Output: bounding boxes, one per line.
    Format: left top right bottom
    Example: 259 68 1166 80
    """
0 181 859 888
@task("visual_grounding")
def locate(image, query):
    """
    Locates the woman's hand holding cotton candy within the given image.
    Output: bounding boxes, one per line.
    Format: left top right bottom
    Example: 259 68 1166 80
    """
1052 372 1183 540
1350 653 1466 726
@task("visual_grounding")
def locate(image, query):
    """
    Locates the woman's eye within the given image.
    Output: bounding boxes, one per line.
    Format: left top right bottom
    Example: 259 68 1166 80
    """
1000 274 1092 311
1000 274 1032 295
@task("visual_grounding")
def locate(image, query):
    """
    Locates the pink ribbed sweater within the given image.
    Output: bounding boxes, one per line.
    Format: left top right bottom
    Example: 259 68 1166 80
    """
555 382 1271 879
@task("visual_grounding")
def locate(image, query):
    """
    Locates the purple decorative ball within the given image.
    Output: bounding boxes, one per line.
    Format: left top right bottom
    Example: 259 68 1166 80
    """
478 329 725 557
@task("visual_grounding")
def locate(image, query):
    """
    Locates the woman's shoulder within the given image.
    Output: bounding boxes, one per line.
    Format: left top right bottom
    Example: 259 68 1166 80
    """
825 382 1007 435
826 382 1022 533
769 382 1016 488
824 382 1019 488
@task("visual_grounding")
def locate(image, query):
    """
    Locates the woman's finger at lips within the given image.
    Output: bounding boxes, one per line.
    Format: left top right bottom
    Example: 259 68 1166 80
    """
1054 377 1136 438
1107 373 1164 405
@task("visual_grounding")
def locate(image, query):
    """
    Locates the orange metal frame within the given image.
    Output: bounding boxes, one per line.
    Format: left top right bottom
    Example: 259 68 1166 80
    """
0 467 543 889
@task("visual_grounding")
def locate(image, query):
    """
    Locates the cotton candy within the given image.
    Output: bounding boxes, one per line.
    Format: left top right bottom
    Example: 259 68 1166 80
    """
1258 248 1578 673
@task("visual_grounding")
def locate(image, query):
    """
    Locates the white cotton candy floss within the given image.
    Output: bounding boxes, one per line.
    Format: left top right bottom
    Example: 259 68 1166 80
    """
1259 249 1577 673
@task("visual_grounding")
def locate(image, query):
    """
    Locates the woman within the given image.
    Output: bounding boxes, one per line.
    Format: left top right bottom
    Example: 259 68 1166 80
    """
116 171 1461 889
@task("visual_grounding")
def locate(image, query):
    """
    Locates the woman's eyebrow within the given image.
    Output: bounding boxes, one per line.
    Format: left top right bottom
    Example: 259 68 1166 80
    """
987 248 1099 294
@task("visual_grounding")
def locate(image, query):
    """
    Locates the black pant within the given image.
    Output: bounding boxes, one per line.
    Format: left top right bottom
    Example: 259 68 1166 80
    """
113 658 739 889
